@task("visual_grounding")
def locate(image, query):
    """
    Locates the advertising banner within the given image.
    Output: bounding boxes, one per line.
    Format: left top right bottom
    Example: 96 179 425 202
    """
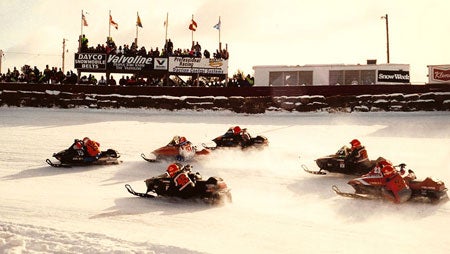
377 70 410 83
107 54 153 72
74 53 107 70
428 65 450 83
168 57 228 75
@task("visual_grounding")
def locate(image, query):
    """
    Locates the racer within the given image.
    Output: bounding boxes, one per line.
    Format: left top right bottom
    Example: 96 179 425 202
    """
82 137 101 162
168 136 195 161
166 163 197 198
378 160 412 203
240 128 252 148
346 139 371 173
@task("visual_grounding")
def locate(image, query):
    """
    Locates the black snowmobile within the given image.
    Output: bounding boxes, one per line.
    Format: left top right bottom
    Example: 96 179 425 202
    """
125 165 232 205
46 139 121 167
204 131 268 150
302 146 378 175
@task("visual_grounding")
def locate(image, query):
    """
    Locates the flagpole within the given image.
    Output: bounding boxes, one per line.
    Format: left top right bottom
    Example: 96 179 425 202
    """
218 16 221 51
165 12 168 43
108 10 111 38
80 10 84 51
191 14 194 48
136 12 139 47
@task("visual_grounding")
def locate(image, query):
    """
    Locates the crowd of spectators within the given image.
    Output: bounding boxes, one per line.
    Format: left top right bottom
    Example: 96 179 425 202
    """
0 64 254 87
80 35 229 60
0 35 257 87
0 65 77 84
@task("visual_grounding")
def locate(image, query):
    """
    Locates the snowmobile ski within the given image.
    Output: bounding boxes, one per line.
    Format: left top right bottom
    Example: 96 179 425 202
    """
302 164 327 175
125 184 156 198
141 153 158 163
201 143 217 150
332 185 381 200
46 159 71 168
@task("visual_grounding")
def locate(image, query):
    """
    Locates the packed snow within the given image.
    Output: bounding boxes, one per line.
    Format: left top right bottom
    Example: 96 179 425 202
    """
0 107 449 254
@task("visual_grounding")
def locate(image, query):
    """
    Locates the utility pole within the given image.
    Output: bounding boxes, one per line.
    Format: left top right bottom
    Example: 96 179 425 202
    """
62 39 67 73
381 14 390 63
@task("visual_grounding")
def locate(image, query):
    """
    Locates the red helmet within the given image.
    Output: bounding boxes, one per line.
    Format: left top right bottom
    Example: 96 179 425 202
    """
381 164 395 176
377 158 393 168
350 139 361 147
233 126 241 135
167 163 181 177
179 136 187 143
83 137 90 143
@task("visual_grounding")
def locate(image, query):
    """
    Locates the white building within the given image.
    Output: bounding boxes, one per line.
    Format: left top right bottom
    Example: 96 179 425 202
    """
253 62 410 86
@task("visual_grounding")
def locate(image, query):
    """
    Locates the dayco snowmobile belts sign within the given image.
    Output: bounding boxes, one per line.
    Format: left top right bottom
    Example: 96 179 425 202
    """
74 53 107 70
107 55 154 72
377 70 410 83
168 57 228 75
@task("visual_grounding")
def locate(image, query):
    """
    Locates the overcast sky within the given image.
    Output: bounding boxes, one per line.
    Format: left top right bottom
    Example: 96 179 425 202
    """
1 0 449 83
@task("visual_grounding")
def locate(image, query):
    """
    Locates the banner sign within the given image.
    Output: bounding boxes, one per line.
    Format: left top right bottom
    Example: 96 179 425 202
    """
107 55 153 72
428 65 450 83
168 57 228 75
154 58 168 70
377 70 410 83
74 53 106 70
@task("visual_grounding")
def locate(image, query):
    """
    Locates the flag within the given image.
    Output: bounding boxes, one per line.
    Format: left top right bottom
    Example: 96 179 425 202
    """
110 15 118 29
137 13 143 28
213 20 221 30
82 14 88 26
189 19 197 31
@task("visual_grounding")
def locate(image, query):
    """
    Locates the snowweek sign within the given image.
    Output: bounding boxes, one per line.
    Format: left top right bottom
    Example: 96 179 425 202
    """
377 70 410 83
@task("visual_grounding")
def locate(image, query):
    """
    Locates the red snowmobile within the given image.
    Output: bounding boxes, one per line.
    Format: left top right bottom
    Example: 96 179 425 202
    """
302 146 378 175
125 164 232 205
332 163 448 204
141 136 210 162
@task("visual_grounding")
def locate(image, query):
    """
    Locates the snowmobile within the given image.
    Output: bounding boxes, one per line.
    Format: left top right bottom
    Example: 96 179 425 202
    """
125 165 232 205
46 139 121 167
204 131 268 150
141 140 210 163
332 163 448 204
302 146 378 175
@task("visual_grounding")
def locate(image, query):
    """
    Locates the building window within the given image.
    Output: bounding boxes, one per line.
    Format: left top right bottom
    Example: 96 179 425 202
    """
344 70 360 85
361 70 376 85
298 71 313 86
284 71 298 86
329 70 344 86
269 72 283 86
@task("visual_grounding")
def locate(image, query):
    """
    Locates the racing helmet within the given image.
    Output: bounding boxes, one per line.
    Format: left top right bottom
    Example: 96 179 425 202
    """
233 126 241 135
167 163 181 177
172 135 180 145
376 158 393 168
179 136 187 143
350 139 361 148
83 137 90 143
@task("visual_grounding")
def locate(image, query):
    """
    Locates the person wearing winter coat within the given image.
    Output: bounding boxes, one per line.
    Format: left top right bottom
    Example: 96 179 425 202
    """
82 137 101 161
379 160 412 203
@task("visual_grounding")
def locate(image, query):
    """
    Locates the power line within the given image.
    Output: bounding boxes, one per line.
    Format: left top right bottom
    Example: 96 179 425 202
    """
6 51 60 57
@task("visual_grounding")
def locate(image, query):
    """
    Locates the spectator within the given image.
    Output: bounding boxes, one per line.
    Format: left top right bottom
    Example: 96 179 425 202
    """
98 76 107 85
